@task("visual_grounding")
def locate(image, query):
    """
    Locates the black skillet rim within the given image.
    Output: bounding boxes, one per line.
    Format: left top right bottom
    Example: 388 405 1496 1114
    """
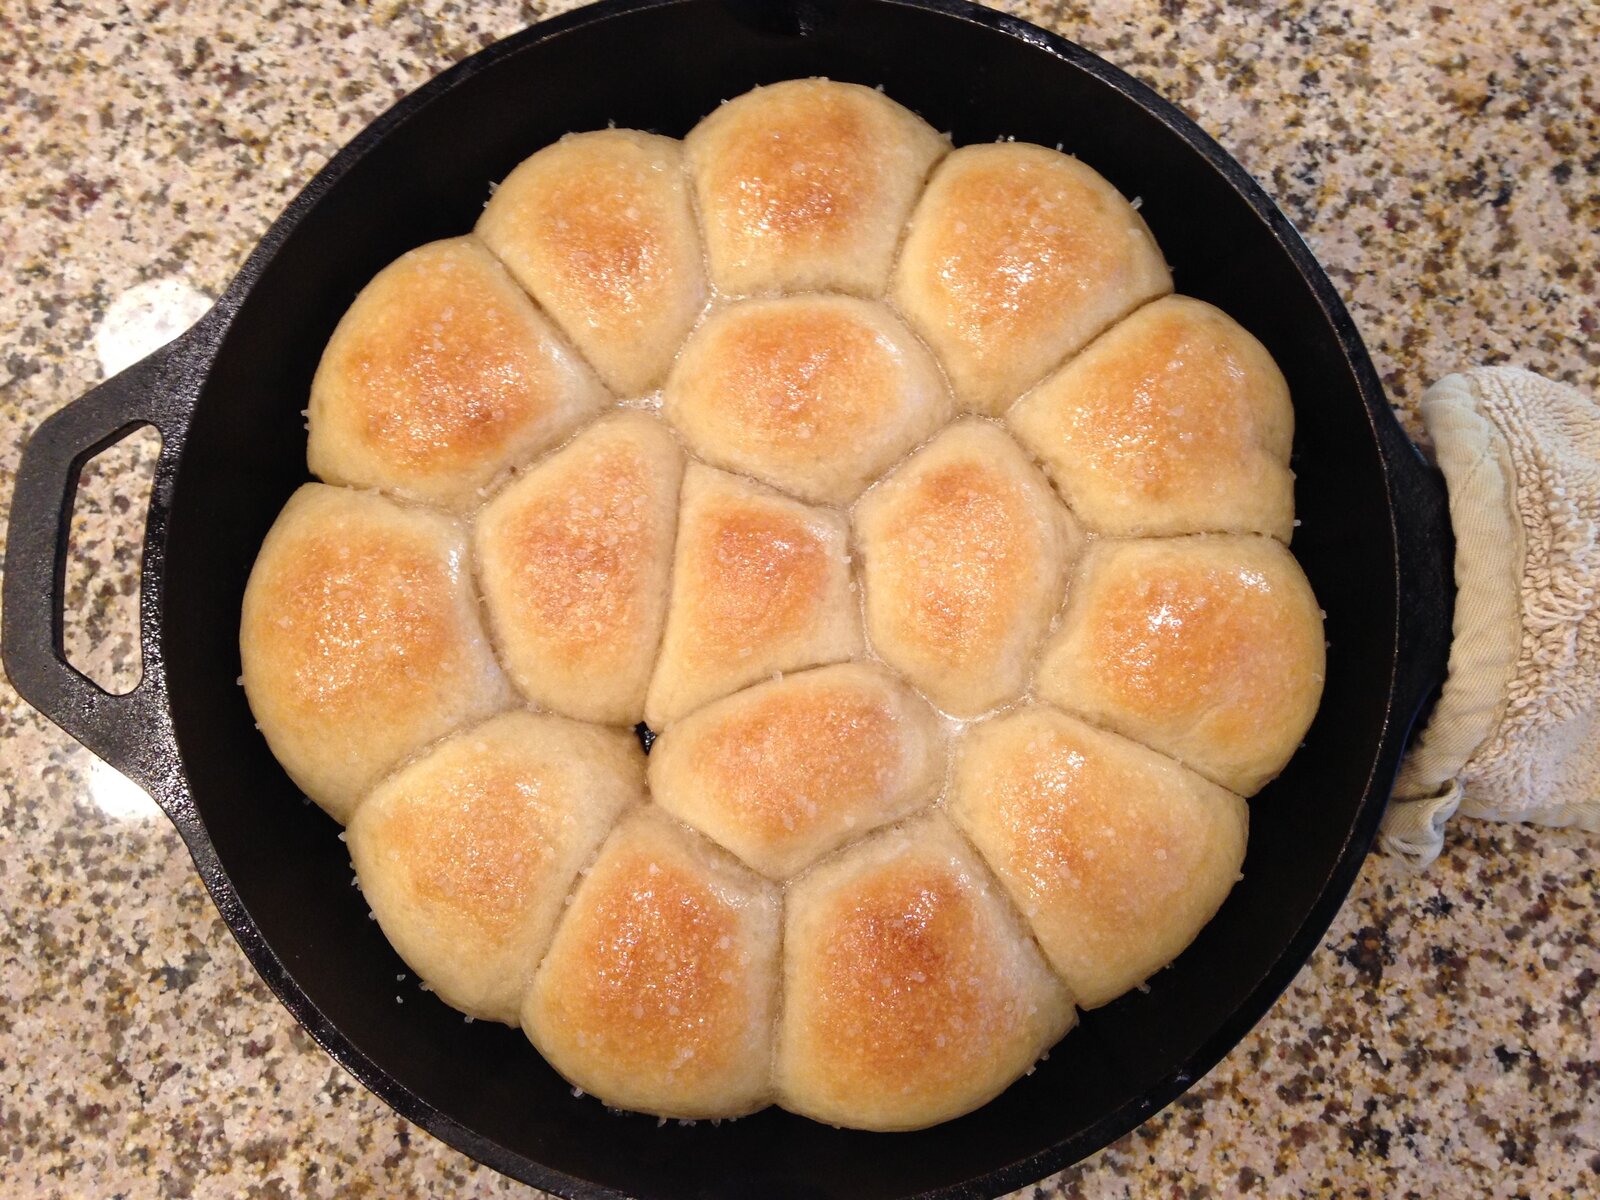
161 0 1429 1195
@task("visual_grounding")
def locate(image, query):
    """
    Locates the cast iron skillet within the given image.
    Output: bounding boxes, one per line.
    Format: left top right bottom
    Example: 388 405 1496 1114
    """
3 0 1455 1196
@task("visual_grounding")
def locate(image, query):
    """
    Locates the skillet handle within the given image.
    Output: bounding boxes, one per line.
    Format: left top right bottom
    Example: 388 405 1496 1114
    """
1380 412 1456 740
1 318 214 814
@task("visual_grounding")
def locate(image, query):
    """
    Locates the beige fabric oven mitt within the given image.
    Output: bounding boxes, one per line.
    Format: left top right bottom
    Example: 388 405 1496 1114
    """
1380 367 1600 866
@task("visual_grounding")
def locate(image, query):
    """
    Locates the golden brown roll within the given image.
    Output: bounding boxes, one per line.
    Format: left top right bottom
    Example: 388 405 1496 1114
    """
347 712 643 1024
644 465 861 728
473 413 684 725
685 79 948 297
648 663 945 880
776 814 1074 1131
893 143 1171 415
1008 295 1295 539
522 806 781 1119
477 130 707 397
239 484 509 823
948 706 1248 1008
306 237 607 510
1035 536 1325 795
662 295 953 505
242 80 1341 1133
854 420 1081 717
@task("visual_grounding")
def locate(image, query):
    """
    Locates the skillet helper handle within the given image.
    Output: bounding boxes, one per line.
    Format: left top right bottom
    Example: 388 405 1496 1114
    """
1382 413 1456 735
1 323 209 811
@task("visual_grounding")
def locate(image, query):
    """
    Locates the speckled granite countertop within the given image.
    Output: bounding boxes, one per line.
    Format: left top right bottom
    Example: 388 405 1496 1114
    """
2 1 1596 1196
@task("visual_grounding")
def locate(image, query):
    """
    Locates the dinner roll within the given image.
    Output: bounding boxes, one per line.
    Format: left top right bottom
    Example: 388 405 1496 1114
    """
893 143 1171 415
855 420 1081 717
648 663 945 880
777 814 1074 1131
474 413 684 725
644 465 861 728
477 130 707 396
239 484 509 823
523 806 781 1119
948 707 1248 1008
347 712 642 1024
662 295 953 505
1035 536 1325 795
685 78 948 297
241 79 1342 1133
1008 296 1295 539
307 237 607 510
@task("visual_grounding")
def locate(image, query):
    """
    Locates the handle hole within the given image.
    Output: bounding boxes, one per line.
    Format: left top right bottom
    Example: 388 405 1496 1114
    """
63 423 162 695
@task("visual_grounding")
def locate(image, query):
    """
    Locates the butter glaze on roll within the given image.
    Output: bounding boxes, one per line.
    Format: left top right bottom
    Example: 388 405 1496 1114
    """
893 142 1172 415
477 130 707 396
347 713 642 1024
777 814 1074 1131
1009 296 1295 539
663 294 953 505
686 78 948 297
307 237 607 510
1035 535 1325 795
523 807 781 1119
949 707 1248 1008
240 485 509 823
855 420 1081 717
648 663 945 880
474 413 684 725
644 464 861 728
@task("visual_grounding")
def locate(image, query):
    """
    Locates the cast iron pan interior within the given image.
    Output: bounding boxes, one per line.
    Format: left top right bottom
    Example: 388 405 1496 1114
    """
11 0 1453 1196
